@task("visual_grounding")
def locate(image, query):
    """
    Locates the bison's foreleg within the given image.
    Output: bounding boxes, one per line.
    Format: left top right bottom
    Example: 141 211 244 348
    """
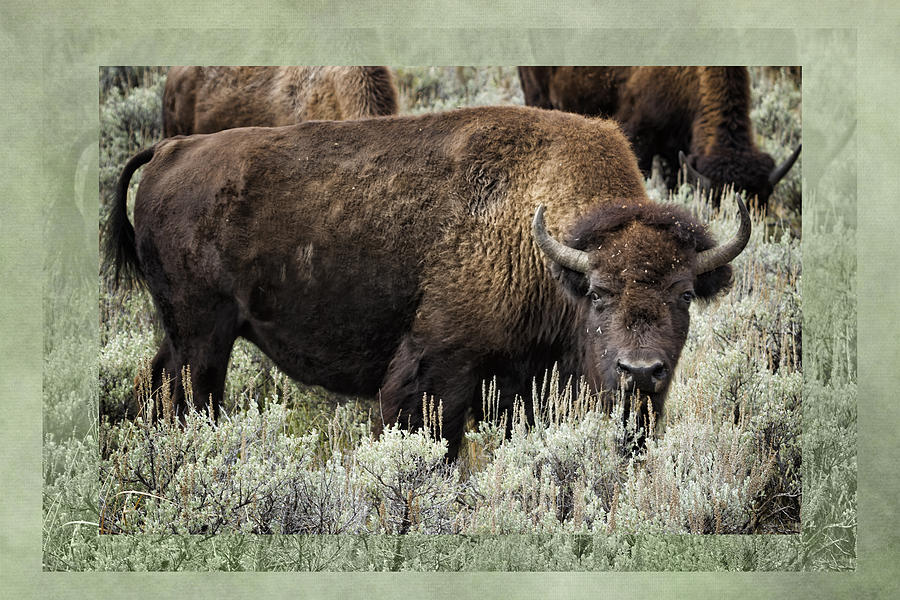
378 335 478 459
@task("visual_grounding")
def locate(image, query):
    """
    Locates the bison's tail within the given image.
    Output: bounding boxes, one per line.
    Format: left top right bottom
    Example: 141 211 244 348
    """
105 146 155 288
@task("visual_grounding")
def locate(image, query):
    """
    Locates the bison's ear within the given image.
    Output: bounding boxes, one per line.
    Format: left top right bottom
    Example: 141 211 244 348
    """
694 264 733 302
550 262 590 300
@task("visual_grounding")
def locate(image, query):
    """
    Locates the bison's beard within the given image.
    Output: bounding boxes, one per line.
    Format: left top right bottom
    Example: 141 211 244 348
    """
595 366 670 452
586 340 676 451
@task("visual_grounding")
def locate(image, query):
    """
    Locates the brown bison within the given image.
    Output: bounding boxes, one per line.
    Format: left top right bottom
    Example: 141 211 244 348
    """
162 66 398 137
518 66 800 203
107 105 749 457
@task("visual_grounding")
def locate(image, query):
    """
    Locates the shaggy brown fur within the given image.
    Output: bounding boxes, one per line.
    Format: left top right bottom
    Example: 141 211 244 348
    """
162 66 398 137
518 66 796 203
107 105 745 457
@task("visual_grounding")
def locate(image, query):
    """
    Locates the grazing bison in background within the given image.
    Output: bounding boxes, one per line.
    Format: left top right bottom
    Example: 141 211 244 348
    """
162 66 398 137
518 66 801 204
107 105 749 457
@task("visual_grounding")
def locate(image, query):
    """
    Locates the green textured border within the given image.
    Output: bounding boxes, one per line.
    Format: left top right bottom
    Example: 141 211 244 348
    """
4 1 896 597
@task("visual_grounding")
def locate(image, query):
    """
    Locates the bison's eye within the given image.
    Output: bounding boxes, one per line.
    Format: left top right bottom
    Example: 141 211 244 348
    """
680 290 696 304
589 288 612 309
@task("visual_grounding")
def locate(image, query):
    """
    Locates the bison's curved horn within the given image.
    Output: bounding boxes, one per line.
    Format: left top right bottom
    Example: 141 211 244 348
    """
532 205 591 274
695 194 751 274
768 144 802 186
679 151 712 190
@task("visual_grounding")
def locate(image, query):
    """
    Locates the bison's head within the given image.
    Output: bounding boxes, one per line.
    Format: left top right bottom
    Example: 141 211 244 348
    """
680 145 801 204
532 196 750 440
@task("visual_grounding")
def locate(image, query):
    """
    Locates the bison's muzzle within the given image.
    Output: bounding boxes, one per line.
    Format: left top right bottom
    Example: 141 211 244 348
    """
616 357 669 394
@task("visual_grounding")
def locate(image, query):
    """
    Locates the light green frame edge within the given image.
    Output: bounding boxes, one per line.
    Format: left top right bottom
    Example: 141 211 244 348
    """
2 10 895 599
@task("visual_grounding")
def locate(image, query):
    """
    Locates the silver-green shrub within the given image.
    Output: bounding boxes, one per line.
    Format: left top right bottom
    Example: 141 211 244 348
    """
355 424 461 534
100 399 372 535
462 409 628 534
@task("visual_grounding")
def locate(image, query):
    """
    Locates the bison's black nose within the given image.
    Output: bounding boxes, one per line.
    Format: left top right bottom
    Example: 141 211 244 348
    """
616 358 668 392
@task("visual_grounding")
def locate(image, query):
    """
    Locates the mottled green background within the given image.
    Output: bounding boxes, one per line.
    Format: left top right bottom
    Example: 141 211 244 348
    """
3 0 897 597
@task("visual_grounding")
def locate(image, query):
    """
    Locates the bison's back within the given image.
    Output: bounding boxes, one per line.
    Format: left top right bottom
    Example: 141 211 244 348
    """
163 67 299 136
162 66 200 137
519 67 633 116
162 66 398 137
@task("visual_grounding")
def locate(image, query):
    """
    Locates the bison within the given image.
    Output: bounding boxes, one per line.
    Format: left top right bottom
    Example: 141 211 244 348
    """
518 66 801 203
107 105 749 457
162 66 398 137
